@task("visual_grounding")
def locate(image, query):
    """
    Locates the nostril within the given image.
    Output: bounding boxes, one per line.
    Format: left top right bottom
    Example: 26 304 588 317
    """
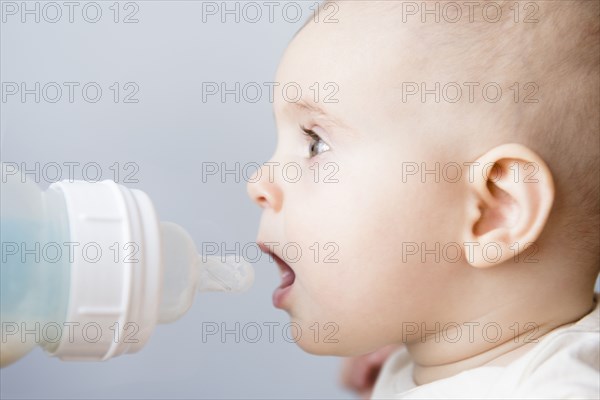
247 182 270 209
256 195 269 209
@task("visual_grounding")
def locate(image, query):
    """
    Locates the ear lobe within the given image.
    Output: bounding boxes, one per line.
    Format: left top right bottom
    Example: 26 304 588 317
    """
463 144 555 268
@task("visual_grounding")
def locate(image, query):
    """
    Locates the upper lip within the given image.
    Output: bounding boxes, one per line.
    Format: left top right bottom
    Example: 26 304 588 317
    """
258 241 294 275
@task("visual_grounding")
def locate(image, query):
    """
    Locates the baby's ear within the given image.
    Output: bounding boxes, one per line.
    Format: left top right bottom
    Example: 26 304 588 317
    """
462 144 555 268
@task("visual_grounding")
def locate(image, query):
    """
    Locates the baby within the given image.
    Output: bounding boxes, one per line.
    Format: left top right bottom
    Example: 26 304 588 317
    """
247 1 599 398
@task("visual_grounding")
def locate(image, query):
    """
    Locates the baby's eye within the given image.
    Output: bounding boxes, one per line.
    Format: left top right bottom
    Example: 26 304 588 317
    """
301 126 330 158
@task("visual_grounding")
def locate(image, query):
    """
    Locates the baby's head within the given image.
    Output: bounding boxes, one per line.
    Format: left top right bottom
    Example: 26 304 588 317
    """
247 1 599 357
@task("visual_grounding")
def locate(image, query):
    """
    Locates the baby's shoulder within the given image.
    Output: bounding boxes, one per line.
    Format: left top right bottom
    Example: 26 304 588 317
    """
505 302 599 398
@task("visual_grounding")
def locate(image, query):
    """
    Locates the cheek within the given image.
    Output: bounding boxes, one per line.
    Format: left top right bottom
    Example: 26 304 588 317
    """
278 146 468 350
280 159 420 316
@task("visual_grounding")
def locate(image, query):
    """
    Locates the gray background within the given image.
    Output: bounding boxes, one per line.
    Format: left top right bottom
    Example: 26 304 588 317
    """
1 1 354 398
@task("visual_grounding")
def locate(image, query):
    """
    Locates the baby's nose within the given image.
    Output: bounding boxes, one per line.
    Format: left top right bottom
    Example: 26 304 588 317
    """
246 164 283 212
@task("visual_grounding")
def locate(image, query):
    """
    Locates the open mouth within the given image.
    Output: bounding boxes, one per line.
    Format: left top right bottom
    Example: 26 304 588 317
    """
258 242 296 308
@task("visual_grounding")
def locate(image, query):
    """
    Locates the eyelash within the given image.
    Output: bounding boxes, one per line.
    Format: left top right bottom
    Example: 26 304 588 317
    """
301 125 331 158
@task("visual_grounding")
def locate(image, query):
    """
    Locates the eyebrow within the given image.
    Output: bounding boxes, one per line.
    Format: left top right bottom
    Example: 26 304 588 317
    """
289 99 349 130
275 98 360 139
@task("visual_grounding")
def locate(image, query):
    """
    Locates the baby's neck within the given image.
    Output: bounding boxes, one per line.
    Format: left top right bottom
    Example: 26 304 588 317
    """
406 292 596 386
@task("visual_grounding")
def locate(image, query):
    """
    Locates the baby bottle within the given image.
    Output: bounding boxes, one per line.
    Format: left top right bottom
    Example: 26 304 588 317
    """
0 163 254 367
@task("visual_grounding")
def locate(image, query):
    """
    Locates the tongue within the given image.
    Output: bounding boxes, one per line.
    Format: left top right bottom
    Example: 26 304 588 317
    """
280 270 295 289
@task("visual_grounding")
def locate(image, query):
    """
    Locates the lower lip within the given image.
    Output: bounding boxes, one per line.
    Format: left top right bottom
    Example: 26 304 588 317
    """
272 283 293 309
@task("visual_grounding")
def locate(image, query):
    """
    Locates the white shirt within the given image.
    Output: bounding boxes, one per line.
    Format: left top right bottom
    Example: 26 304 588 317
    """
372 294 600 399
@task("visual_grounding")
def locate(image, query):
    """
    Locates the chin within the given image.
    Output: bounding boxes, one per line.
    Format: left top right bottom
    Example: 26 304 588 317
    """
289 317 356 356
295 336 352 356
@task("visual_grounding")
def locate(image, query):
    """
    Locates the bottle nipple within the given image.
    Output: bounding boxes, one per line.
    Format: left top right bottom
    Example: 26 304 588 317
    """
196 255 254 293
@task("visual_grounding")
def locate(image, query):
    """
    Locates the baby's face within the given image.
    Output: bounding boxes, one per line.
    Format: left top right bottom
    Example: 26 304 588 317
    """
248 4 472 355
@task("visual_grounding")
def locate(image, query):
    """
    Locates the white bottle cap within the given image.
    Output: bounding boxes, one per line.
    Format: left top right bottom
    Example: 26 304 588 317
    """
48 180 162 361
